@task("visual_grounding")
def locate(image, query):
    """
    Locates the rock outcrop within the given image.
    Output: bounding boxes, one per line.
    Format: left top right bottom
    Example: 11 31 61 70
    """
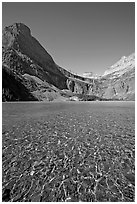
65 54 135 100
2 23 67 89
2 23 135 101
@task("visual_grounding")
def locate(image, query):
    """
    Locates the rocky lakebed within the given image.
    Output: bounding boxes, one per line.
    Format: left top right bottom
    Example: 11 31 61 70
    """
2 101 135 202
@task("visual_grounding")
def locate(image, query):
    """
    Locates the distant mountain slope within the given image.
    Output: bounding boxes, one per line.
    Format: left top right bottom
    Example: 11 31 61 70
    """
2 23 135 101
100 53 135 100
103 53 135 76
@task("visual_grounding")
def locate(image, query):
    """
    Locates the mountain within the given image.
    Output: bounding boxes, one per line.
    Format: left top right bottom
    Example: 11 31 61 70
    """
61 52 135 100
2 23 135 101
2 23 67 87
100 53 135 100
103 53 135 76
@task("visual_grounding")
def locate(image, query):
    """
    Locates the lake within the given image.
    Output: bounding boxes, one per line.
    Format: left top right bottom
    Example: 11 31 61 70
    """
2 101 135 129
2 101 135 202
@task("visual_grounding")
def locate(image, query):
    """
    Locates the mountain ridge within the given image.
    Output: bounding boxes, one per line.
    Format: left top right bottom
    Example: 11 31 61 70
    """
2 23 135 101
103 53 135 76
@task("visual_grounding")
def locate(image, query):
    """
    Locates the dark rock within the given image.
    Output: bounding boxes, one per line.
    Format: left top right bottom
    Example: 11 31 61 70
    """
2 65 37 101
2 189 11 202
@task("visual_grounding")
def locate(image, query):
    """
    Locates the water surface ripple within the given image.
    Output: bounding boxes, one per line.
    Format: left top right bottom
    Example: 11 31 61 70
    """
2 102 135 202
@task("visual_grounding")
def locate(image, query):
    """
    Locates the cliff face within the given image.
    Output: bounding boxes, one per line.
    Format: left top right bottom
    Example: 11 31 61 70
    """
2 23 67 90
66 54 135 100
2 23 135 101
100 65 135 100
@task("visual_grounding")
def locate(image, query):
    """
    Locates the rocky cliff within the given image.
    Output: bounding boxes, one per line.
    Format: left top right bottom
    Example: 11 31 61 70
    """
65 52 135 100
2 23 67 88
2 23 135 101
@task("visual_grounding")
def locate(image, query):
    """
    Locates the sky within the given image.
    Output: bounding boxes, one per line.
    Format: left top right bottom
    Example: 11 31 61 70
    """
2 2 135 76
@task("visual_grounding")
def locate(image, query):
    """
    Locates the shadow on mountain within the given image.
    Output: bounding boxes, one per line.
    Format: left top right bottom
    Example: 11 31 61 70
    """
2 65 38 101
